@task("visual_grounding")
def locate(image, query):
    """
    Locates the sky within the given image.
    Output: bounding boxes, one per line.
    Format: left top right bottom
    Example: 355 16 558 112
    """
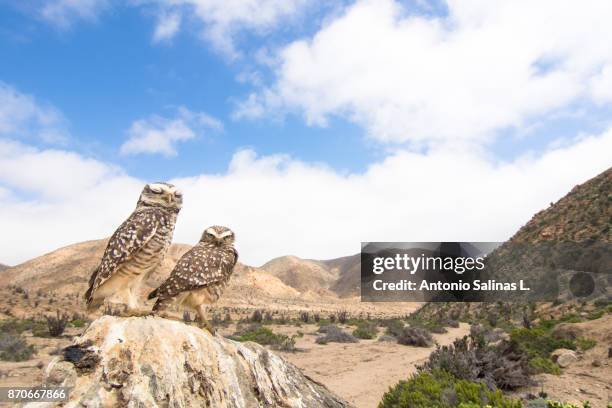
0 0 611 266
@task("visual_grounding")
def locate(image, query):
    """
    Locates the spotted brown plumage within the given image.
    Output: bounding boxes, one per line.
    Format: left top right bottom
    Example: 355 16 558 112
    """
84 182 182 314
148 225 238 331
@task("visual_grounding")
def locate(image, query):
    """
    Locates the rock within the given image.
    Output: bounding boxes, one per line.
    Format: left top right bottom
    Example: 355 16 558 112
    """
40 316 351 408
592 359 602 367
551 348 578 368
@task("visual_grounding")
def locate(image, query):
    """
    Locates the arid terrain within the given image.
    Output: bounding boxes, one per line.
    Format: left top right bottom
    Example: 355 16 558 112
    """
0 167 610 407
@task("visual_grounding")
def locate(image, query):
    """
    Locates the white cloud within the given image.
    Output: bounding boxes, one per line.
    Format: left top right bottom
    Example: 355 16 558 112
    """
2 127 610 266
40 0 109 28
153 11 181 43
145 0 311 57
120 107 222 157
0 82 68 143
239 0 612 145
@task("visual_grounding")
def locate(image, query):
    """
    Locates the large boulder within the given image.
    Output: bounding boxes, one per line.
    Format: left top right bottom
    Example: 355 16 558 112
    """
36 316 351 408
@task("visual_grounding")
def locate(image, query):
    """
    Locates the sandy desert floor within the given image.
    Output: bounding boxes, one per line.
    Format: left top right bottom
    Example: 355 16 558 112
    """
240 323 471 408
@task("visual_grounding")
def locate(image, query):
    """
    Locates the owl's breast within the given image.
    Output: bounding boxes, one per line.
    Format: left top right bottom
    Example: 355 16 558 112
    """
120 228 173 277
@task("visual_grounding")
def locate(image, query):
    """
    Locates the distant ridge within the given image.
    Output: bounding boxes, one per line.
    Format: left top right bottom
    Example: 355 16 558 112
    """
0 263 8 272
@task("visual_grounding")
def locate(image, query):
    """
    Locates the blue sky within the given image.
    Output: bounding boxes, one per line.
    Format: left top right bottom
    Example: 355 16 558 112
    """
0 0 611 265
0 1 378 179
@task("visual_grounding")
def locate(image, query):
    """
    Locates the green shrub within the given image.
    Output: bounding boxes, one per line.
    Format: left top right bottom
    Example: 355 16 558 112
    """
353 321 378 339
510 328 575 360
70 319 88 328
529 356 561 375
378 369 522 408
0 333 35 361
576 337 596 351
230 325 297 351
383 319 405 337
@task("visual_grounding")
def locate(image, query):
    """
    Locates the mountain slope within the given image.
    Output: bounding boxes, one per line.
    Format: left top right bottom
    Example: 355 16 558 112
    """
0 239 302 307
260 256 339 294
0 263 8 272
509 167 611 243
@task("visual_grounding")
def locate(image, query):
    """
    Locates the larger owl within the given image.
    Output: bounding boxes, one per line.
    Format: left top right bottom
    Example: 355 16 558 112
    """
84 182 182 315
148 225 238 332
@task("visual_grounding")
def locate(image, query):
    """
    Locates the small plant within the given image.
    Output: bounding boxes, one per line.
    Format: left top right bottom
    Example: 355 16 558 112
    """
299 311 310 323
397 327 433 347
316 325 358 344
250 309 263 323
576 337 596 351
230 325 297 352
352 321 378 339
383 319 405 337
338 310 348 324
45 311 69 337
0 333 35 362
183 311 192 322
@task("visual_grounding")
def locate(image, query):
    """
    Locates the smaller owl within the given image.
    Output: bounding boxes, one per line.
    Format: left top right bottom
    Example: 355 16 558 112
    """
148 225 238 332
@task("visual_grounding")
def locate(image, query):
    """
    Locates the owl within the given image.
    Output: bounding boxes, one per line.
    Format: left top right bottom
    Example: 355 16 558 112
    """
148 225 238 332
84 182 183 316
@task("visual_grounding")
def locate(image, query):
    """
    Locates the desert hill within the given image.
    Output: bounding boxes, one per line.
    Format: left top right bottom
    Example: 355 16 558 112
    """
509 166 611 243
322 254 361 297
0 239 313 312
0 263 8 272
261 256 338 293
260 254 361 298
1 239 412 317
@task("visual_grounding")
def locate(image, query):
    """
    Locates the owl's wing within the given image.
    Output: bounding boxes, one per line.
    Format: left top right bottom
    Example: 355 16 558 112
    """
85 210 159 303
152 244 237 299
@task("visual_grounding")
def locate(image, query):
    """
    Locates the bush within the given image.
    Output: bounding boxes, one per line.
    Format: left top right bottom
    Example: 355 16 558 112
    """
70 318 88 328
419 335 531 390
338 310 348 324
379 369 522 408
0 333 35 361
0 318 38 334
397 327 433 347
250 310 263 323
510 327 575 360
383 319 405 337
45 311 69 337
316 325 358 344
576 337 596 351
299 311 310 323
529 356 561 375
230 325 297 352
352 321 378 339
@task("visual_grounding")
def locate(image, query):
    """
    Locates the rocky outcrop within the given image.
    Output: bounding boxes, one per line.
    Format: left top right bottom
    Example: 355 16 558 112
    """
551 348 579 368
40 316 351 408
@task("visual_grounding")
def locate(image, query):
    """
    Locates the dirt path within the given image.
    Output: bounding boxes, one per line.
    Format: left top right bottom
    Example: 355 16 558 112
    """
276 323 470 408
